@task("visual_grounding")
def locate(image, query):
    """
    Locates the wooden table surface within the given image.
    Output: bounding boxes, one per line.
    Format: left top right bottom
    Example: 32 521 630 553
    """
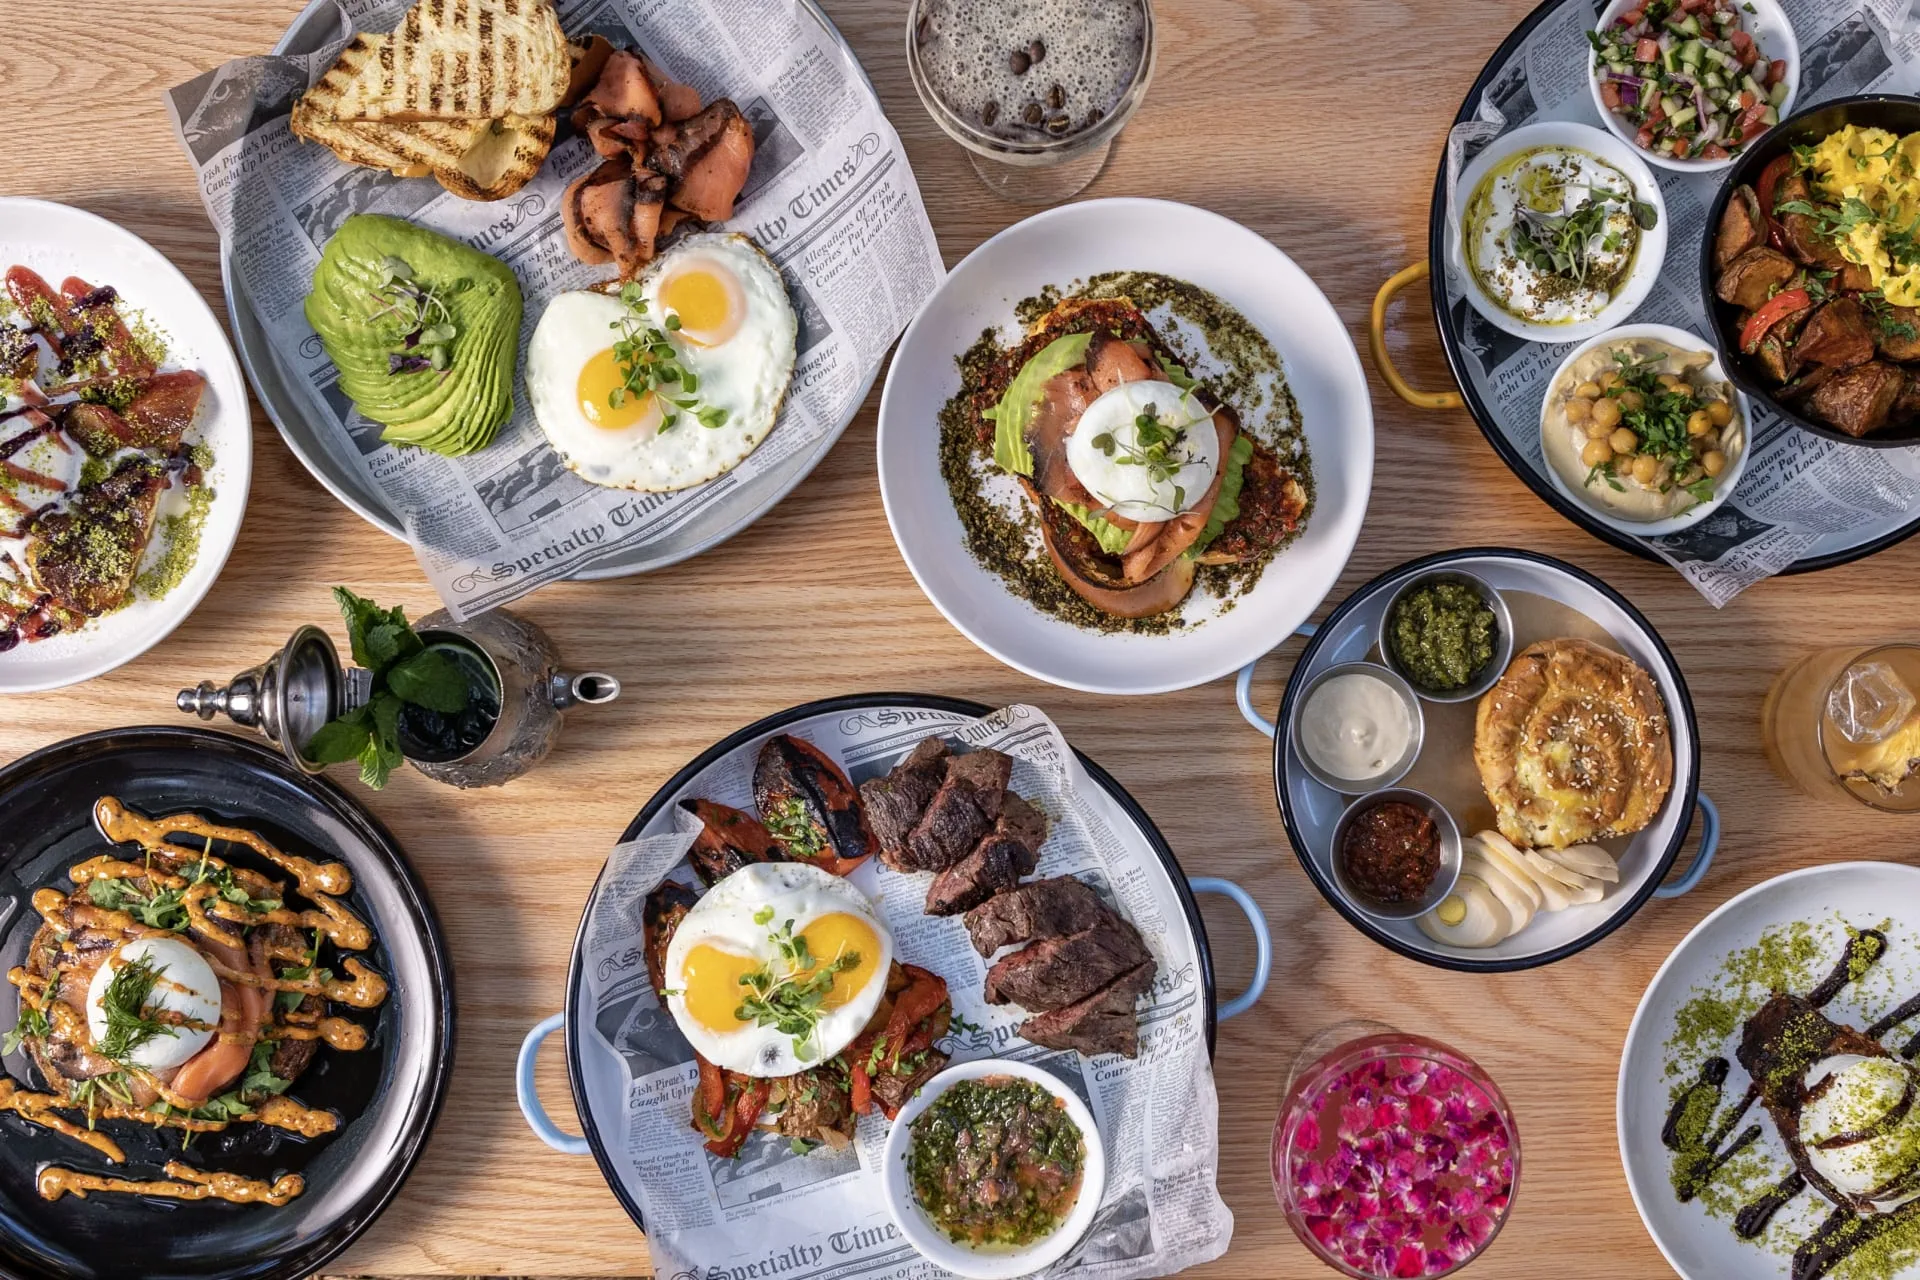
7 0 1920 1275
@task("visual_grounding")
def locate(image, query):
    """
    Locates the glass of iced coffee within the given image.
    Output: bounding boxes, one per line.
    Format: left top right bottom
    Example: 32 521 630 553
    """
1763 643 1920 813
907 0 1155 203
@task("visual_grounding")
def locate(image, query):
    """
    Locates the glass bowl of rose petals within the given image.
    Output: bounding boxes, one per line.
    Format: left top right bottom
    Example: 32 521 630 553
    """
1273 1023 1519 1279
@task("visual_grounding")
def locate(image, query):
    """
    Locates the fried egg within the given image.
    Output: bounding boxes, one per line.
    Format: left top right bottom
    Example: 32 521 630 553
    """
1066 380 1218 520
663 861 893 1077
86 936 221 1072
526 233 796 492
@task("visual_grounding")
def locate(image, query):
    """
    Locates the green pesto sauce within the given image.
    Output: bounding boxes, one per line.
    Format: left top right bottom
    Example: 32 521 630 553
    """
938 272 1314 634
907 1077 1084 1248
1387 581 1496 692
133 481 213 602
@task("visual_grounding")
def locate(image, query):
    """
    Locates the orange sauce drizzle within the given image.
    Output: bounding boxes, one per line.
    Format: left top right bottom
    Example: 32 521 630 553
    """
37 1162 303 1206
273 1016 369 1051
0 1080 125 1162
252 1095 338 1138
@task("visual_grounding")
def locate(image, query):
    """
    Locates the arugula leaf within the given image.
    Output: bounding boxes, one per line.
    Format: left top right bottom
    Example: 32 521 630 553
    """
984 332 1093 475
1155 355 1199 391
386 649 469 712
3 1006 49 1056
1185 434 1254 560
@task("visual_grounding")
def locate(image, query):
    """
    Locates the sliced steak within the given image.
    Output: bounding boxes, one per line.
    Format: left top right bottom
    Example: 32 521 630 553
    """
964 875 1110 957
1795 298 1875 372
1018 961 1156 1059
1715 247 1798 311
1809 361 1906 438
926 830 1040 917
984 916 1152 1011
860 737 949 869
901 751 1012 872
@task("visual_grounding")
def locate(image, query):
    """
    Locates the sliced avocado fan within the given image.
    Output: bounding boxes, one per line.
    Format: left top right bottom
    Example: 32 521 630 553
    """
304 213 522 458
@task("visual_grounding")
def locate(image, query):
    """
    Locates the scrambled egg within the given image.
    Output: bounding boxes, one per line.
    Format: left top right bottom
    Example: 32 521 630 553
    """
1808 125 1920 306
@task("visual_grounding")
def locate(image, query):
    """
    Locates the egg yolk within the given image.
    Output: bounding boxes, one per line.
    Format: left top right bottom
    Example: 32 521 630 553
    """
658 263 745 347
576 346 662 432
678 912 882 1035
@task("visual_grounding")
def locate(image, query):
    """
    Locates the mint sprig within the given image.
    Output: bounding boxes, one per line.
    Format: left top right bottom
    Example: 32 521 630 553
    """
305 588 471 790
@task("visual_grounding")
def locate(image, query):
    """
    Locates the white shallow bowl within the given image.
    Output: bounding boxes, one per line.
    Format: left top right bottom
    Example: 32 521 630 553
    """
882 1058 1108 1279
0 198 252 694
1586 0 1800 174
1540 322 1753 538
876 197 1373 695
1618 862 1920 1279
1452 121 1669 344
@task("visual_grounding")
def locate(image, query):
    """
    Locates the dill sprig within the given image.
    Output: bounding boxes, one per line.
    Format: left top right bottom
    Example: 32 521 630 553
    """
95 954 177 1062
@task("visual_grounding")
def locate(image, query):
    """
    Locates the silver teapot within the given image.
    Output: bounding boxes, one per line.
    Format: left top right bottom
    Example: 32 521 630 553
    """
178 607 618 789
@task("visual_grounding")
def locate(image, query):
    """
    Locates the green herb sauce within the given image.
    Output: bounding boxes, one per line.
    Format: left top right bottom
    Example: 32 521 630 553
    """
907 1076 1084 1248
1387 581 1497 692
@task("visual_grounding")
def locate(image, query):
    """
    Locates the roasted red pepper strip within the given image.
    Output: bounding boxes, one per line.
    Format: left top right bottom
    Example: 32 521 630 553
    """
882 965 950 1070
849 1061 873 1116
692 1055 730 1140
1742 288 1811 354
1756 154 1793 252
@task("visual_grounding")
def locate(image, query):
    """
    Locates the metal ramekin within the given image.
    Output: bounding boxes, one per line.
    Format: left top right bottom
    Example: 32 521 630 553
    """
1376 569 1515 704
1287 662 1425 794
1328 788 1463 922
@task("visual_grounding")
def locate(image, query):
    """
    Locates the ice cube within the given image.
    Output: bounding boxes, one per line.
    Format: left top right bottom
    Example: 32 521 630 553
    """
1828 661 1917 745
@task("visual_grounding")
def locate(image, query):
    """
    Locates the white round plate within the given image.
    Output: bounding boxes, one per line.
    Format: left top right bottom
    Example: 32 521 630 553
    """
0 198 251 694
1449 120 1668 344
876 198 1373 695
1540 322 1753 537
881 1057 1108 1279
1618 862 1920 1279
1587 0 1800 174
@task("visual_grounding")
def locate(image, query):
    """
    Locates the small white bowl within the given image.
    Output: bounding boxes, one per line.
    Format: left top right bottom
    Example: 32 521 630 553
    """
882 1059 1107 1279
1586 0 1800 174
1540 322 1753 538
1452 121 1668 345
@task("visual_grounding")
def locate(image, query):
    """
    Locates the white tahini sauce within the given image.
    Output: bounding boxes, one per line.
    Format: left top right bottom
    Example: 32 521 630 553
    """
1299 673 1413 781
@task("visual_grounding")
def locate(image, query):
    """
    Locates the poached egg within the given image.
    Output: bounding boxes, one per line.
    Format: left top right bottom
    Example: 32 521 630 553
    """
1065 380 1218 520
85 935 222 1072
662 862 893 1076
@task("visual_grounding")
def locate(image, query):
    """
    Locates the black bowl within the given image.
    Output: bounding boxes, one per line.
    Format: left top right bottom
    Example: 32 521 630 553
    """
1698 94 1920 448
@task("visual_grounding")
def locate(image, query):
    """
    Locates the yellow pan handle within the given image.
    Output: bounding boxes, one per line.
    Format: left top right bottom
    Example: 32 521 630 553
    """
1368 262 1464 411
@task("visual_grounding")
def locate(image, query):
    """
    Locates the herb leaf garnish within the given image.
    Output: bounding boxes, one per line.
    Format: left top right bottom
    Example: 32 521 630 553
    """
372 256 461 376
733 917 861 1062
96 954 179 1062
305 588 473 790
607 283 731 433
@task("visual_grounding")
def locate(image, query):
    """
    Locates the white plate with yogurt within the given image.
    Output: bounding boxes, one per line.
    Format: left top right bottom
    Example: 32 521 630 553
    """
1451 120 1668 344
0 198 251 694
1618 862 1920 1279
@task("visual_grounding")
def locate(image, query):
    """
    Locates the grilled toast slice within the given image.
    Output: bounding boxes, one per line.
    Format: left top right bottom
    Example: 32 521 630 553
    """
292 34 554 199
328 0 569 122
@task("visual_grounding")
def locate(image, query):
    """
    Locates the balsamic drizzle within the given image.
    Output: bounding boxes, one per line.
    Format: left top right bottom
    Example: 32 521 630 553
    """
1666 927 1920 1277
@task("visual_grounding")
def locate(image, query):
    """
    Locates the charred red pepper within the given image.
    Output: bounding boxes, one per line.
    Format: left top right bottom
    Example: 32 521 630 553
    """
1742 288 1811 353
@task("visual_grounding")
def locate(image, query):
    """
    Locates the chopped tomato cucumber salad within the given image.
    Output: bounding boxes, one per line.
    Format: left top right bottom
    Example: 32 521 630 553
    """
1590 0 1789 162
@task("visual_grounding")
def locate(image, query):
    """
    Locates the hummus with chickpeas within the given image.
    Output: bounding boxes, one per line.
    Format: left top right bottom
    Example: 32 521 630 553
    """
1541 338 1744 523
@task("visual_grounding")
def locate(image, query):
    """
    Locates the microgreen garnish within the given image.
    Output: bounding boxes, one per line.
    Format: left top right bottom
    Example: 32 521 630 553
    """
87 855 282 932
1088 405 1203 513
763 796 827 860
96 954 178 1062
372 256 461 376
1508 179 1657 289
734 917 861 1062
608 283 730 432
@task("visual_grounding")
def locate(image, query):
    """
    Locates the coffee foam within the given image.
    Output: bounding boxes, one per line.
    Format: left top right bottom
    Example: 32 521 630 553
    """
917 0 1147 142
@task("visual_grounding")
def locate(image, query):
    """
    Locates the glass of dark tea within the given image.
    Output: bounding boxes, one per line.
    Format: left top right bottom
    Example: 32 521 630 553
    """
396 634 503 765
907 0 1155 203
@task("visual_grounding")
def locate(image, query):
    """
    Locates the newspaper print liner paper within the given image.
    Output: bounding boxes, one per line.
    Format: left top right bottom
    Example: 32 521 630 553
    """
578 702 1232 1280
1440 0 1920 607
164 0 943 620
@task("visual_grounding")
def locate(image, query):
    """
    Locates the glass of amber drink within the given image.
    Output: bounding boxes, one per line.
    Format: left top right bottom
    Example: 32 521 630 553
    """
1763 643 1920 813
